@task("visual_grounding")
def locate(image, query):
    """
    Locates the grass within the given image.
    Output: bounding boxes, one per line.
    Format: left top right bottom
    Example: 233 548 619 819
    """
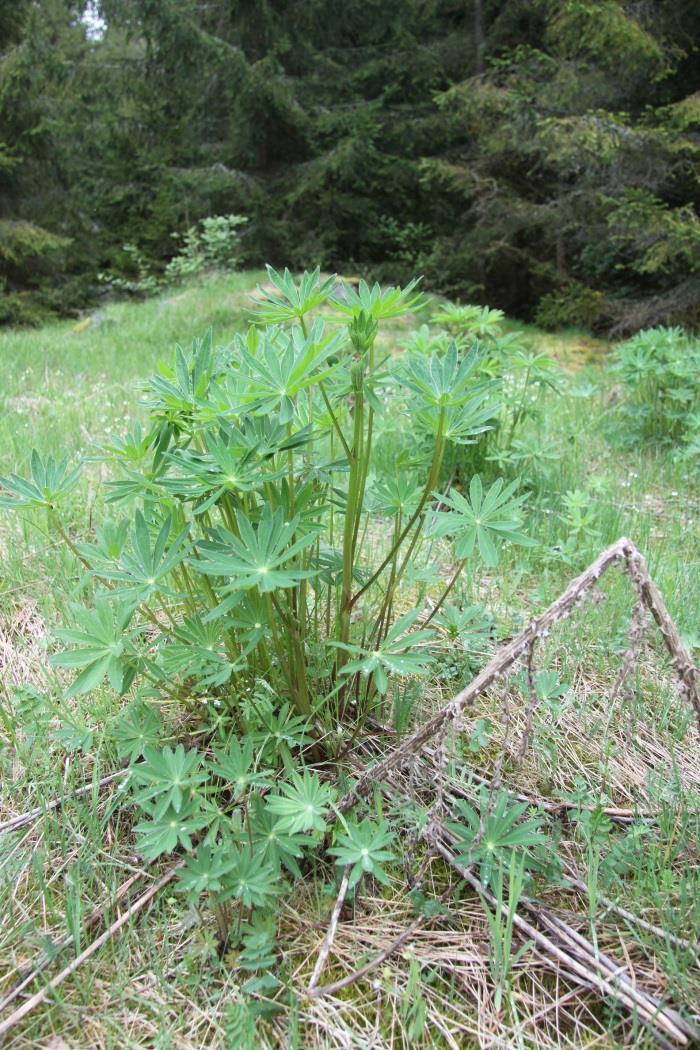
1 271 698 1048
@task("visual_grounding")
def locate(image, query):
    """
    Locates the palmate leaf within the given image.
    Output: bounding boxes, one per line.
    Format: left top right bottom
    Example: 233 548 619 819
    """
230 321 343 424
446 788 549 891
401 343 485 411
250 265 337 324
246 702 314 762
330 277 425 320
134 798 210 860
160 615 237 688
145 331 217 418
430 302 504 337
250 796 308 878
329 818 397 889
369 474 423 518
333 610 436 696
428 475 534 567
95 511 190 601
161 438 269 511
130 744 208 819
194 505 321 593
265 769 336 834
111 699 163 761
0 450 81 510
177 844 237 900
50 596 141 699
217 846 281 909
208 738 274 799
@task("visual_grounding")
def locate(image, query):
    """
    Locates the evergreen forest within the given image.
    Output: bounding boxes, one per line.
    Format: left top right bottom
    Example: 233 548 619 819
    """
2 0 699 329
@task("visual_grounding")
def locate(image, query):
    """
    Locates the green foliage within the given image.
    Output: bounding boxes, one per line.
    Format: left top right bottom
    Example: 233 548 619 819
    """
428 476 533 567
0 269 538 936
3 1 699 329
105 215 248 295
329 818 397 890
447 788 550 892
535 284 606 331
612 327 700 458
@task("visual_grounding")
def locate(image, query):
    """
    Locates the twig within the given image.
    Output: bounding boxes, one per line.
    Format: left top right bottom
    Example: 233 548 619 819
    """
0 870 145 1014
623 544 699 726
430 835 695 1047
0 769 128 835
309 886 453 999
562 870 699 964
307 867 351 993
0 862 182 1039
337 537 699 816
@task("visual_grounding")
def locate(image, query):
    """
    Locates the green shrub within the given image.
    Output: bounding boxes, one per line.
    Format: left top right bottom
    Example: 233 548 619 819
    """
612 326 700 459
411 300 562 482
104 214 247 296
534 283 605 331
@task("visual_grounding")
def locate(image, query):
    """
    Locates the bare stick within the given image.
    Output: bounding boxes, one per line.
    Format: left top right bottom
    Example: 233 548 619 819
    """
623 544 700 726
339 539 629 813
337 537 699 816
431 836 695 1046
307 867 351 993
562 870 699 963
0 769 128 835
309 886 454 999
0 870 145 1014
0 863 182 1039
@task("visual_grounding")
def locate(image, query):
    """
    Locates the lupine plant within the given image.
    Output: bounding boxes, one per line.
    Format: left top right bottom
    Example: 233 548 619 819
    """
0 266 535 936
612 326 700 460
400 300 561 482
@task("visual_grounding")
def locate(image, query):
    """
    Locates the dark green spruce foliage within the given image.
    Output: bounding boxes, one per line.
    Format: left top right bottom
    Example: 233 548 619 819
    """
0 268 538 923
1 1 699 328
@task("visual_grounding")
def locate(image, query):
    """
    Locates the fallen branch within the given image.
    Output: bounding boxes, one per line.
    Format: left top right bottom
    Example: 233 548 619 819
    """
338 537 699 815
561 870 700 965
0 869 145 1014
0 769 128 836
307 866 351 993
0 863 182 1039
430 835 696 1048
308 885 454 999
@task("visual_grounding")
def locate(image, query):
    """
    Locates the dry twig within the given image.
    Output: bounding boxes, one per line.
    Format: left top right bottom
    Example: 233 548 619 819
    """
338 537 699 815
0 863 182 1039
0 769 128 835
308 867 351 993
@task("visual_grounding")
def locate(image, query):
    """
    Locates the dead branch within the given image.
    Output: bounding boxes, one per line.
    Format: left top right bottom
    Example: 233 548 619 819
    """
561 869 699 964
307 866 351 993
0 769 128 836
430 835 696 1047
0 863 182 1040
622 544 699 724
308 885 454 1000
338 537 699 815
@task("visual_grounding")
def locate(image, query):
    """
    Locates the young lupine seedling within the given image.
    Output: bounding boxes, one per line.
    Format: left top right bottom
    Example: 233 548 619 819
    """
0 265 535 938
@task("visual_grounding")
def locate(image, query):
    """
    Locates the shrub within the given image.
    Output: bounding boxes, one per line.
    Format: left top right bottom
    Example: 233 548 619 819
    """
408 300 562 482
612 326 700 459
534 283 605 331
0 267 534 932
104 214 247 296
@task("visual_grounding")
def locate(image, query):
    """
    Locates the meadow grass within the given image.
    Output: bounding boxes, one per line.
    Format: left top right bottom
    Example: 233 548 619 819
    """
0 273 698 1048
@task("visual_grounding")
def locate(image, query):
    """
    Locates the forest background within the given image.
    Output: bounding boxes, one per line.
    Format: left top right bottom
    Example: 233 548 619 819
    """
1 0 699 331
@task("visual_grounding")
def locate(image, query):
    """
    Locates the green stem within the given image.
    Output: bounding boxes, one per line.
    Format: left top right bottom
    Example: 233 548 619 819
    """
337 366 365 660
423 559 467 627
319 381 352 462
348 407 447 613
